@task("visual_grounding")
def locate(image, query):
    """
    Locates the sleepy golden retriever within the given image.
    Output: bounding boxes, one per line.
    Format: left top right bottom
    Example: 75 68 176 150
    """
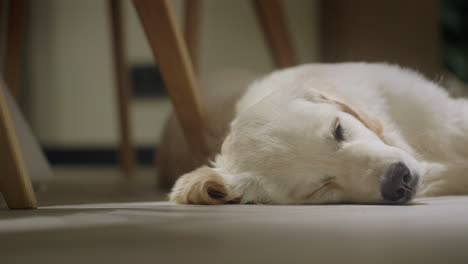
161 63 468 205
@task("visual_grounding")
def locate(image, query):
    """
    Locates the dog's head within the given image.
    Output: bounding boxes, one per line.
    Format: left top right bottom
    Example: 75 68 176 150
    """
170 74 421 205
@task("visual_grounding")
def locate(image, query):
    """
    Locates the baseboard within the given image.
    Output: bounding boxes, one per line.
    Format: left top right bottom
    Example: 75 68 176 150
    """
42 146 156 166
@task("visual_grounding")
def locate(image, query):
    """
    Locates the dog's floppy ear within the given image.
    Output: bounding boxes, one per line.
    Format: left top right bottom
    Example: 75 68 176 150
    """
320 90 384 135
169 166 238 204
305 80 383 135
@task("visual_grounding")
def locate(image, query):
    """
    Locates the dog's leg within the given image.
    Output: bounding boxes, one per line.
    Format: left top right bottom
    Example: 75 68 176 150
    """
418 161 468 197
451 98 468 159
417 98 468 197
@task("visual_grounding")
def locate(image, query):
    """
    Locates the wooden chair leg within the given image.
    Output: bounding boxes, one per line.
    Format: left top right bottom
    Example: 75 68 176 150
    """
0 80 37 209
109 0 136 176
184 0 201 71
3 0 27 100
133 0 208 158
252 0 297 68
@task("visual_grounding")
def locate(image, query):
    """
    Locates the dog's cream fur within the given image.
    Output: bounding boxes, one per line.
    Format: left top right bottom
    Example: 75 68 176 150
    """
166 63 468 205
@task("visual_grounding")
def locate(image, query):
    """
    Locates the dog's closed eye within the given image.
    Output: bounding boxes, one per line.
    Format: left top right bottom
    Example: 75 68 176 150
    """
333 118 345 141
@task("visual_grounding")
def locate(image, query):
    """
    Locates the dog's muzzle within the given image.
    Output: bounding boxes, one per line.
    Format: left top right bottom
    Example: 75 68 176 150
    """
380 162 419 204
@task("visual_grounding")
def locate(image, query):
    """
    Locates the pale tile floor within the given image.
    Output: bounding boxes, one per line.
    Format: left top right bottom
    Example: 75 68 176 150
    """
1 168 468 263
1 196 468 263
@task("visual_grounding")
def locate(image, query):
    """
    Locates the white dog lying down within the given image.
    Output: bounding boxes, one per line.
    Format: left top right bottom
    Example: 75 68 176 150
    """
163 63 468 205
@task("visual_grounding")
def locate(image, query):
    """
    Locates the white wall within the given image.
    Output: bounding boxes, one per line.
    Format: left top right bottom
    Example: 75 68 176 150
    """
25 0 319 147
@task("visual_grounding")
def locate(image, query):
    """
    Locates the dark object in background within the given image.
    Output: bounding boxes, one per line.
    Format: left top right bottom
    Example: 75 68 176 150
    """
130 64 167 97
44 146 155 166
320 0 441 79
442 0 468 84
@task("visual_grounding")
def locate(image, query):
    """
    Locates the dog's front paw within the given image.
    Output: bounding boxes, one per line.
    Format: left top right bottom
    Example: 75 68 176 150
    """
169 166 231 205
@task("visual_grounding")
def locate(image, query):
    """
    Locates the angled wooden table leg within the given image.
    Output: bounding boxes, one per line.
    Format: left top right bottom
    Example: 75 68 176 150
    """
133 0 208 158
253 0 297 68
0 80 37 209
184 0 201 71
109 0 136 176
4 0 27 100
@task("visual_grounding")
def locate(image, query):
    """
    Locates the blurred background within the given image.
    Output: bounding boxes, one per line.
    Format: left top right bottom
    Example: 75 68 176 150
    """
0 0 467 205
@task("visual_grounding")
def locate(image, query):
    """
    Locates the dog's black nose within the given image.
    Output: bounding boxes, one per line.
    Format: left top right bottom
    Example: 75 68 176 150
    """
380 162 417 203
